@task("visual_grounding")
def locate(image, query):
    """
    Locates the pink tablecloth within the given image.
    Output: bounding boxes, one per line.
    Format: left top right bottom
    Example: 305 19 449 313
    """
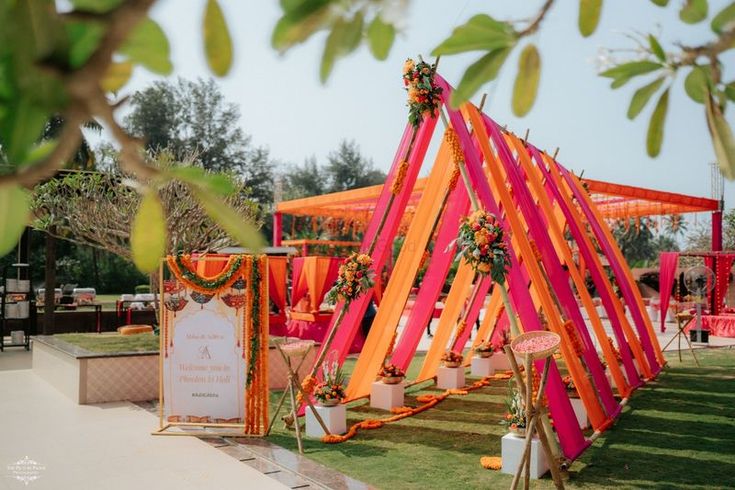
684 315 735 337
286 313 365 354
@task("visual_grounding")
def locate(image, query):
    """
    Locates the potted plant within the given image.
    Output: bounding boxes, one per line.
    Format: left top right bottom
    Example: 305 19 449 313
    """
441 350 463 368
378 363 405 384
314 361 346 407
474 340 494 358
500 382 527 437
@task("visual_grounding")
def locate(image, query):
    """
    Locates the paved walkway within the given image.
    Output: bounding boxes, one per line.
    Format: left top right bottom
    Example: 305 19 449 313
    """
0 368 287 490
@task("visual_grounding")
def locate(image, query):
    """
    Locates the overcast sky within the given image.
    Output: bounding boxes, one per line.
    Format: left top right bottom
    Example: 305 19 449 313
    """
111 0 734 214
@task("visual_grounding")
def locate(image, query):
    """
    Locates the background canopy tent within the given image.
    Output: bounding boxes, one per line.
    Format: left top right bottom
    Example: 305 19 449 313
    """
274 177 722 249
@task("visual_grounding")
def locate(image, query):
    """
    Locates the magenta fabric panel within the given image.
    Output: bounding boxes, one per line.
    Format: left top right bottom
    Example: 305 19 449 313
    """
268 267 286 310
436 76 589 460
529 146 641 388
290 257 307 305
557 164 661 375
324 115 439 366
705 256 715 310
317 258 342 307
452 276 492 352
715 255 735 314
391 180 471 370
491 309 510 345
658 252 680 332
486 121 619 417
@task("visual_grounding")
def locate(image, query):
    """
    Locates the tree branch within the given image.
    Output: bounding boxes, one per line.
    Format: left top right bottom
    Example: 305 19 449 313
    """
518 0 556 38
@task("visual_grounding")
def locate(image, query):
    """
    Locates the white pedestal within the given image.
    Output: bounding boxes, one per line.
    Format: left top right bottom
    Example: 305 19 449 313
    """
491 353 512 371
569 397 589 429
501 433 549 479
437 366 465 389
471 356 495 377
305 404 346 438
370 381 404 411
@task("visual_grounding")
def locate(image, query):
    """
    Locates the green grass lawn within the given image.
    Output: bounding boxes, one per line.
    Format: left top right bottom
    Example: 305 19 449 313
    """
267 348 735 489
55 332 159 353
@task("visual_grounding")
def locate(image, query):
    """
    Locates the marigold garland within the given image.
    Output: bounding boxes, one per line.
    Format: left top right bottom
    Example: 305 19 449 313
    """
166 253 247 294
564 320 585 356
480 456 502 470
391 160 409 195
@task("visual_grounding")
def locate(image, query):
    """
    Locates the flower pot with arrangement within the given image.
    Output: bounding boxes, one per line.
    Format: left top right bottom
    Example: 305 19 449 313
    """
378 363 405 384
313 360 346 407
500 381 527 438
474 341 494 359
440 350 463 368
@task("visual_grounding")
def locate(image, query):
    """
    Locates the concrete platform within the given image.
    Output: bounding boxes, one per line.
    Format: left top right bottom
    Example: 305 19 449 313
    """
0 369 286 490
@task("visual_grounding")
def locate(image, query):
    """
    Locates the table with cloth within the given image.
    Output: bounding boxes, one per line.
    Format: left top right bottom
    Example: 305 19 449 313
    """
684 314 735 337
285 256 366 353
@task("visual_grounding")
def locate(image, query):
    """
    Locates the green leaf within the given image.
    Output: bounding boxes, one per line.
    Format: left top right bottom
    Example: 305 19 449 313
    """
684 66 710 104
367 15 395 60
512 44 541 117
70 0 122 13
649 0 669 5
65 21 105 68
601 61 662 88
131 191 167 273
203 0 233 77
120 18 172 75
648 34 666 62
100 61 133 93
271 0 331 52
450 48 512 109
724 82 735 102
344 11 364 54
167 167 235 196
0 98 49 164
579 0 603 37
601 60 662 79
192 187 266 252
0 185 30 257
705 89 735 180
711 2 735 33
320 17 347 83
680 0 708 24
21 140 57 167
646 88 669 157
432 14 517 56
628 77 665 119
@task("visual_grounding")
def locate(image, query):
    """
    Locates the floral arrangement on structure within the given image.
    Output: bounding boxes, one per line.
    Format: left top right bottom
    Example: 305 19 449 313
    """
313 360 346 407
475 340 494 358
378 363 405 384
441 350 464 368
562 375 579 398
457 209 510 283
403 58 442 128
500 382 527 436
326 252 375 305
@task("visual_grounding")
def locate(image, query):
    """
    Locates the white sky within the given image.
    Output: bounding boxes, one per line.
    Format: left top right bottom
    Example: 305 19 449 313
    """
109 0 734 213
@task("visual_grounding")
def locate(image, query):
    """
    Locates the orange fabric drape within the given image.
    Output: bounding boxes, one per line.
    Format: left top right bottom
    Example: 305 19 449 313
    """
268 256 288 310
465 105 610 430
345 139 457 399
417 260 475 381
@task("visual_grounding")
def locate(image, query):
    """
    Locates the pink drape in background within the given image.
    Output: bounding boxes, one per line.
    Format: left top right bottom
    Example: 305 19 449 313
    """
715 255 735 313
658 252 679 332
452 276 492 352
290 258 307 306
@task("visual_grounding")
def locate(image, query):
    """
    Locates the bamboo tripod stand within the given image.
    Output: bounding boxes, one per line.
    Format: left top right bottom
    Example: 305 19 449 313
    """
265 342 331 453
660 312 700 366
504 345 565 489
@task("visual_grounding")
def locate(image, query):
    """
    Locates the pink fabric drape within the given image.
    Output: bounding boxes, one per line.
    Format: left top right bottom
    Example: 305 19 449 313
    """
531 146 641 389
290 258 307 306
438 76 589 460
486 119 619 419
452 276 492 352
318 111 439 367
391 179 470 370
658 252 679 332
715 255 735 314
